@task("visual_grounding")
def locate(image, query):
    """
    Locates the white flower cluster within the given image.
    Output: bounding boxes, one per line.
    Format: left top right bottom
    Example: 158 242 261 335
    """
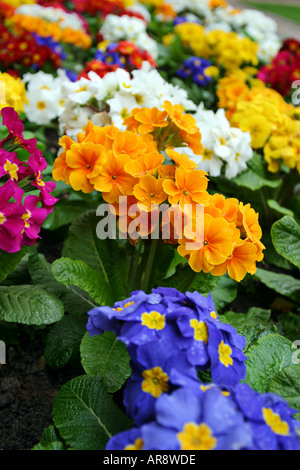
165 0 212 18
144 0 281 63
99 14 159 59
23 71 67 125
174 106 253 179
22 64 196 136
15 4 86 31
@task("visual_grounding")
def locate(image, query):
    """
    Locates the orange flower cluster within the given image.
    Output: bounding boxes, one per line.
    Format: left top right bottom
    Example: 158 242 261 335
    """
8 13 92 49
53 102 264 282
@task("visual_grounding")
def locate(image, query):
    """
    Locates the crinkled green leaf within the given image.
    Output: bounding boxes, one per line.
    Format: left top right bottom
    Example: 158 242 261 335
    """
45 315 87 369
0 285 64 325
52 375 131 450
80 332 131 392
267 200 294 217
221 307 271 329
32 426 64 450
0 247 28 283
52 257 111 306
276 312 300 342
28 249 97 315
244 333 293 393
64 211 128 302
210 275 237 311
268 365 300 415
271 216 300 269
233 153 282 190
255 268 300 303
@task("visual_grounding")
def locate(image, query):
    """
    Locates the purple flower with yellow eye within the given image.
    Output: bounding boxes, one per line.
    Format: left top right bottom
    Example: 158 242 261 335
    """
106 428 144 450
123 340 198 426
139 387 252 450
232 383 300 450
175 292 247 386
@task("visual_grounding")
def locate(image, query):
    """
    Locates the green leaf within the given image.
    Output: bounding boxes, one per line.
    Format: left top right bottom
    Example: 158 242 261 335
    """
0 285 64 325
0 247 28 283
42 200 95 230
255 268 300 303
32 426 65 450
80 332 131 392
52 375 131 450
64 211 128 302
267 200 294 217
221 307 271 329
276 312 300 342
268 365 300 414
28 249 97 315
233 152 282 190
52 257 111 306
210 275 237 311
271 216 300 269
244 333 293 393
45 315 87 369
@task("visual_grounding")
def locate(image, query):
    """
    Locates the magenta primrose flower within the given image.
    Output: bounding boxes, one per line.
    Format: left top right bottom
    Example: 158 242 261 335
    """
0 107 58 253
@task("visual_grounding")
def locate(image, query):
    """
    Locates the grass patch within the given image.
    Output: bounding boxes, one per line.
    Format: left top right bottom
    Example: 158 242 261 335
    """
246 2 300 23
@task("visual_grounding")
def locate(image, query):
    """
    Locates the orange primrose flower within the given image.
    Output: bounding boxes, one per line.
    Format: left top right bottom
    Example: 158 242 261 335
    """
162 166 210 207
133 175 167 211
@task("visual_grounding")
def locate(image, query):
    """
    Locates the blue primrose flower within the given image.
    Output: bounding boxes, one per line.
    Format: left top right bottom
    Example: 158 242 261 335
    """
32 33 66 60
123 340 198 426
110 387 253 450
106 428 143 450
232 383 300 450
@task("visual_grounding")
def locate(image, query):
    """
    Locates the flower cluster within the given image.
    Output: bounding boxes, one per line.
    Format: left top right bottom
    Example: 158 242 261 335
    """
86 287 300 450
57 62 196 136
177 56 217 86
217 73 300 173
174 22 258 72
9 3 91 49
87 288 247 422
258 39 300 97
22 70 66 125
173 105 253 178
99 12 158 59
0 24 64 73
0 107 57 253
107 383 300 450
54 102 264 282
0 72 28 113
95 40 157 72
77 39 157 81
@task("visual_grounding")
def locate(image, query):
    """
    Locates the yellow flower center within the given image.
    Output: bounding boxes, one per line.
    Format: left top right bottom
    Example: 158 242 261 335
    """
177 423 217 450
262 408 290 436
141 311 166 330
142 366 169 398
121 108 130 120
22 210 31 228
0 212 6 225
218 341 233 367
210 311 218 320
36 101 46 110
113 301 134 312
202 148 213 160
4 160 18 180
190 319 209 343
35 171 45 187
124 438 143 450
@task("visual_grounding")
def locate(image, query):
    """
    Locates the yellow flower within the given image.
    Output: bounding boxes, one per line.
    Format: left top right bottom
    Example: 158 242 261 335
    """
0 72 28 113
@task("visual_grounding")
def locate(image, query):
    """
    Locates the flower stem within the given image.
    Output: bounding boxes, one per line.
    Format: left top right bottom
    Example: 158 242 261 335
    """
140 238 160 293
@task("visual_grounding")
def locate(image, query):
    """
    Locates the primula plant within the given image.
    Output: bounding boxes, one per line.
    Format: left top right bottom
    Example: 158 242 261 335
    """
0 0 300 453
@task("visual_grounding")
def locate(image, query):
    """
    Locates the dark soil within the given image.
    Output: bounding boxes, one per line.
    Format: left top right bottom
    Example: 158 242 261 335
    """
0 336 82 450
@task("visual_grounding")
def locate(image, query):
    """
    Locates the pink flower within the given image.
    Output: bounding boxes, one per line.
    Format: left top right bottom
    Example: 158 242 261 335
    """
0 181 25 253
